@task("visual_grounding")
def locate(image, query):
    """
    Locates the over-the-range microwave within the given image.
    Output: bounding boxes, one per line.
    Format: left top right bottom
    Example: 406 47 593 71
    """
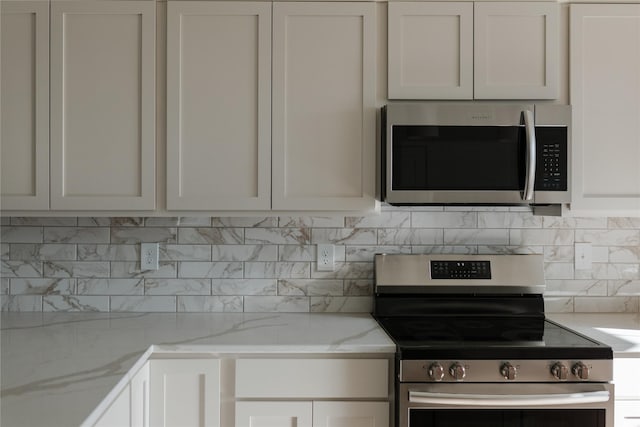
381 102 571 209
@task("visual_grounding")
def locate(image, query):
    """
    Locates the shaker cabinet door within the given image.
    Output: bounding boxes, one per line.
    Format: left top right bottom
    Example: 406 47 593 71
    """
313 402 389 427
0 1 50 210
272 2 377 211
388 2 473 100
570 4 640 215
50 0 156 210
235 402 313 427
166 1 272 211
149 359 221 427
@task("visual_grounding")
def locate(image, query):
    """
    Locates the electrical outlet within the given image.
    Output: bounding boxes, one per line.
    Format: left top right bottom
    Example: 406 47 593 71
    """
317 244 335 271
575 242 592 270
141 243 159 271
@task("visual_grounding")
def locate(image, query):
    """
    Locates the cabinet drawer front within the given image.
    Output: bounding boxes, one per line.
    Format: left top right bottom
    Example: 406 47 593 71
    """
236 359 388 399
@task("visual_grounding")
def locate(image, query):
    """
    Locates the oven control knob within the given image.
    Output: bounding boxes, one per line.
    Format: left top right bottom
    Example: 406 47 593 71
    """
572 362 590 380
449 362 466 381
551 363 568 380
427 363 445 381
500 362 517 380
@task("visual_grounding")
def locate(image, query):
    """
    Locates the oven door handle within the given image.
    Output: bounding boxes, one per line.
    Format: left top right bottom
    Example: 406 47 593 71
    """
409 390 610 406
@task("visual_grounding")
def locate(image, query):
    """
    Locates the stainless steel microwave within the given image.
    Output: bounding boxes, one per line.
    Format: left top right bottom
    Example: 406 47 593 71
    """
382 103 571 207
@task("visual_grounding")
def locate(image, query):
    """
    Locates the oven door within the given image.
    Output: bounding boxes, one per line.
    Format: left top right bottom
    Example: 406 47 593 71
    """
400 382 614 427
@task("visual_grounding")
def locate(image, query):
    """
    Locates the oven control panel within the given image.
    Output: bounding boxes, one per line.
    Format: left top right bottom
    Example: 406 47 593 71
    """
430 260 492 279
400 359 612 383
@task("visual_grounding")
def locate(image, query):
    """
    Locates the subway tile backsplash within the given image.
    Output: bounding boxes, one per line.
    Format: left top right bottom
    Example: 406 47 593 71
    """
2 207 640 313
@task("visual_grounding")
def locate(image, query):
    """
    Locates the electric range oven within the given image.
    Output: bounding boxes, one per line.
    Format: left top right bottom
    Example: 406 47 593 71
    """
373 254 614 427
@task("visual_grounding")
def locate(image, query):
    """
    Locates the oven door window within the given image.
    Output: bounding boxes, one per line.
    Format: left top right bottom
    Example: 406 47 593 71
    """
391 125 526 191
410 409 606 427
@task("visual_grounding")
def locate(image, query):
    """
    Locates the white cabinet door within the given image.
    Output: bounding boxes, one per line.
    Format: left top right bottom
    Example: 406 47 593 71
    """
50 0 155 210
570 4 640 216
149 359 220 427
388 2 473 100
313 402 389 427
617 401 640 427
166 1 271 211
130 362 150 427
92 384 131 427
1 1 49 210
235 402 313 427
474 2 558 99
272 2 376 211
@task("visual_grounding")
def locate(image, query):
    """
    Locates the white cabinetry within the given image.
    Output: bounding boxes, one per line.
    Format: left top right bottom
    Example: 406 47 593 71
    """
149 358 220 427
89 362 149 427
166 1 271 211
614 358 640 427
272 2 376 211
0 0 49 210
388 1 558 100
50 0 155 210
570 4 640 216
235 359 389 427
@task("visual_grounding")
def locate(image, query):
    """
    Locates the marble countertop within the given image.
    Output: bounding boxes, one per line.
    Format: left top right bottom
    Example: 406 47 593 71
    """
549 313 640 356
0 312 396 427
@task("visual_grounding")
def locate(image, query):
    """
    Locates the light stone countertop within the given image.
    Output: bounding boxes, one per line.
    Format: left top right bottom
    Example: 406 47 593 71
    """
0 312 396 427
549 313 640 357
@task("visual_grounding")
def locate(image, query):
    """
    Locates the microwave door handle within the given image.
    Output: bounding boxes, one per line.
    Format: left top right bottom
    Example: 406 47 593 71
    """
522 110 536 201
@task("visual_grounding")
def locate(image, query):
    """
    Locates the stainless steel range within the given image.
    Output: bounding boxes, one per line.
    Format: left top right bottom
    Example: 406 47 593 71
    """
373 254 614 427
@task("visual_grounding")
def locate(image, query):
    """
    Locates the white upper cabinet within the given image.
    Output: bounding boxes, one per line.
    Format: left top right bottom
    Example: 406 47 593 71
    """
388 2 473 99
166 1 272 211
474 2 558 99
272 2 377 211
388 1 558 100
50 0 156 211
1 1 49 210
570 4 640 216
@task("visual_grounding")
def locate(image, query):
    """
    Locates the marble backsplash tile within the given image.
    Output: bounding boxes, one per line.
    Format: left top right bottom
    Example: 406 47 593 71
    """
2 207 640 313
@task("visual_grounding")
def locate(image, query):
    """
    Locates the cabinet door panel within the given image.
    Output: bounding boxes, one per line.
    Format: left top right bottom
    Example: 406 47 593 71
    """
388 2 473 99
0 1 49 210
313 402 389 427
92 384 131 427
130 362 149 427
474 2 558 99
272 2 376 211
166 2 271 210
235 402 312 427
570 4 640 215
149 359 220 427
50 1 155 210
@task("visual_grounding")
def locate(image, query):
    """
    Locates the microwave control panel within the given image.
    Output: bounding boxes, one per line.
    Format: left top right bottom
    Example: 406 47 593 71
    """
535 127 568 191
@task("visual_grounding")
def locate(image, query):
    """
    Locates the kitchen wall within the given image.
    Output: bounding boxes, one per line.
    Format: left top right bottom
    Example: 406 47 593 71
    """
1 206 639 313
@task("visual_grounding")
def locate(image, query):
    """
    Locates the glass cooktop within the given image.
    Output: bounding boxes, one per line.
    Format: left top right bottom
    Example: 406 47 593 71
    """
375 316 613 360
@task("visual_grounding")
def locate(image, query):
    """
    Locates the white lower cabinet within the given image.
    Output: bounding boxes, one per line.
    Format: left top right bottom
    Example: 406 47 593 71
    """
90 362 149 427
235 359 390 427
614 358 640 427
149 359 221 427
92 384 131 427
235 401 313 427
236 401 388 427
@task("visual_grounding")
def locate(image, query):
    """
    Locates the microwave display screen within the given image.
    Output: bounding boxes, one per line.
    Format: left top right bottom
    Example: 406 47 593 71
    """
391 125 525 191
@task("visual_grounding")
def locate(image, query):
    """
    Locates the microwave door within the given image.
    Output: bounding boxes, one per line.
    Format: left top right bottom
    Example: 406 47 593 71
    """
387 124 528 205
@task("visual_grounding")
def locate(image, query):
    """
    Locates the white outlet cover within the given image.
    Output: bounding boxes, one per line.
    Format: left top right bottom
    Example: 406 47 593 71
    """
575 242 592 270
141 243 159 271
317 244 335 272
